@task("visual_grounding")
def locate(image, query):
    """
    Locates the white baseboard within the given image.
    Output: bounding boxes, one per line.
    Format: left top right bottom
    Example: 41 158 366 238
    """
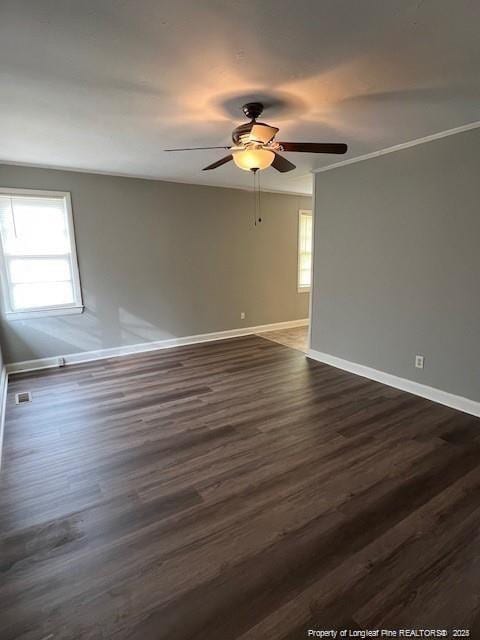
6 318 309 375
308 348 480 419
0 366 8 471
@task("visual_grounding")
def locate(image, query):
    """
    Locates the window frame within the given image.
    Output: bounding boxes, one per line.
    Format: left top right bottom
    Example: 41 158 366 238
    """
297 208 313 293
0 187 84 320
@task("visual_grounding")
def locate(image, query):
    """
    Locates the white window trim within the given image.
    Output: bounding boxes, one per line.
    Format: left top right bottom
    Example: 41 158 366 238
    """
0 187 84 321
297 208 312 293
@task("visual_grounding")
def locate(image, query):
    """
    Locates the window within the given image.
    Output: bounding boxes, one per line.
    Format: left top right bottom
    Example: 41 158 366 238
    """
0 188 83 319
297 209 313 292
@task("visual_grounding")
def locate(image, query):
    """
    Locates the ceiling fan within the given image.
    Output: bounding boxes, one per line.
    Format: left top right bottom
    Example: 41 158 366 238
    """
165 102 348 173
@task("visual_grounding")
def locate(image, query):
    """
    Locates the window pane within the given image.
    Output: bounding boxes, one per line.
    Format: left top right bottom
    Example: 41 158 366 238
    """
0 191 82 315
299 253 311 271
9 258 71 284
0 196 70 256
12 282 74 310
298 212 312 290
299 269 311 287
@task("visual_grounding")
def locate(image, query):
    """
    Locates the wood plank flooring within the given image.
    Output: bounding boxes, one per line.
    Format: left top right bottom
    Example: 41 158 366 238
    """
1 335 480 639
257 325 309 353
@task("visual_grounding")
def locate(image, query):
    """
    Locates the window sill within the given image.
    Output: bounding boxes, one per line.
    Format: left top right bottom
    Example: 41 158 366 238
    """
5 305 84 321
298 287 311 293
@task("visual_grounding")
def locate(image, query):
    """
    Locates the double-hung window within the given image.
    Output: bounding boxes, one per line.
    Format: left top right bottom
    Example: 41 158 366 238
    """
297 209 313 292
0 188 83 319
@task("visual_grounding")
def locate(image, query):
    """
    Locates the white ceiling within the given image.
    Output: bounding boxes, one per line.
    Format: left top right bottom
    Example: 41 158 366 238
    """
1 0 479 195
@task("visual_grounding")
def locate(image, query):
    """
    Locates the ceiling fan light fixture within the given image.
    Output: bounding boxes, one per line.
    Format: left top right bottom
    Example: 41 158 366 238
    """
233 148 275 171
166 102 347 175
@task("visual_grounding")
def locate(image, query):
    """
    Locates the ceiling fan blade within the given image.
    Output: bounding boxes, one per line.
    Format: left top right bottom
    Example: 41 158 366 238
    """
250 124 279 145
278 142 348 154
271 153 296 173
202 155 233 171
165 146 230 152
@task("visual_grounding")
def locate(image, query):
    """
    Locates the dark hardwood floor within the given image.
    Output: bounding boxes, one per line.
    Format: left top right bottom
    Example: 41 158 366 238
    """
1 335 480 639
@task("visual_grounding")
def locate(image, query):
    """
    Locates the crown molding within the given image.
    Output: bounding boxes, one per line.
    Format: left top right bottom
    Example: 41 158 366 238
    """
0 161 311 197
312 120 480 174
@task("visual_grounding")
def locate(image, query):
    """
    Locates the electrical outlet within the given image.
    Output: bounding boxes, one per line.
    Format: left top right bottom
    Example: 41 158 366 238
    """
240 312 246 320
415 355 424 369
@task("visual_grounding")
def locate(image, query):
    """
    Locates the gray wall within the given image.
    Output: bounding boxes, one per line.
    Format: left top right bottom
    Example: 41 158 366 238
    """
311 127 480 402
0 165 311 364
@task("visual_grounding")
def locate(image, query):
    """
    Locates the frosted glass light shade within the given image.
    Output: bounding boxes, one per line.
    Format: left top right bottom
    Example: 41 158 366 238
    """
233 148 275 171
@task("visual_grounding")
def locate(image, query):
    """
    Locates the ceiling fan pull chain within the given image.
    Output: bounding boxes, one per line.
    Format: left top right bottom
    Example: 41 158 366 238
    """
252 169 257 227
257 170 262 224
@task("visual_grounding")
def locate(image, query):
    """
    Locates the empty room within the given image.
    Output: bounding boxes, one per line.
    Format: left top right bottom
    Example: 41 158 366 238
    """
1 1 480 638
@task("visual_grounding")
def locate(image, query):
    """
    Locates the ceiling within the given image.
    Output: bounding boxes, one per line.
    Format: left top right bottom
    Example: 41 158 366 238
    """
1 0 479 195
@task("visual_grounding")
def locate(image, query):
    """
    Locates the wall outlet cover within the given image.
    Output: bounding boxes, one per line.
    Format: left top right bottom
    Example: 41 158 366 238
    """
415 355 425 369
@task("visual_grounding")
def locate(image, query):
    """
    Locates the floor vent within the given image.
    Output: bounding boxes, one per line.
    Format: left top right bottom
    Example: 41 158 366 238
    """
15 391 32 405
